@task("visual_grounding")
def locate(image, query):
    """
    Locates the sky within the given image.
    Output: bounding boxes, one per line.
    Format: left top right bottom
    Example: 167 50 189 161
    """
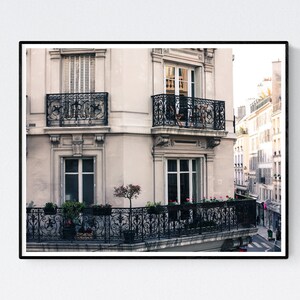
232 44 286 110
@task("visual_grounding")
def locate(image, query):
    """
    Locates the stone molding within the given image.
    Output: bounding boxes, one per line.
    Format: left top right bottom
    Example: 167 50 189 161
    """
49 135 60 147
72 134 83 156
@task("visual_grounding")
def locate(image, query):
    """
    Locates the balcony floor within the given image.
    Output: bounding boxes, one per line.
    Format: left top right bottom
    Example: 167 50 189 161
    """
26 227 257 252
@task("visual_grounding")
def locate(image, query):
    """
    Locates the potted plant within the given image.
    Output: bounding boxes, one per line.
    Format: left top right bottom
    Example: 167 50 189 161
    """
26 201 35 213
43 202 58 215
92 204 112 216
61 201 85 240
146 201 164 215
114 184 141 243
180 198 193 220
76 226 94 240
168 200 179 221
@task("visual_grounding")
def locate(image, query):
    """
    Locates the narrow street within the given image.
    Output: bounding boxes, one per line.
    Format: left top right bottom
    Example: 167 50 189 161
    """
247 234 280 252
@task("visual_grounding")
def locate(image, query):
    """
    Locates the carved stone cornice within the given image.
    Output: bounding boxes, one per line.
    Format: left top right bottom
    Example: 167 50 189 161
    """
95 134 105 146
207 137 221 148
95 49 107 58
152 48 163 63
197 140 207 149
153 135 171 147
204 48 215 63
49 135 60 147
49 49 60 59
49 48 106 59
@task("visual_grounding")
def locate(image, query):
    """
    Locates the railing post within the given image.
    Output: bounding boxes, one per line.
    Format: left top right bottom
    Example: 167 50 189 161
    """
104 93 108 126
37 209 41 242
141 208 144 242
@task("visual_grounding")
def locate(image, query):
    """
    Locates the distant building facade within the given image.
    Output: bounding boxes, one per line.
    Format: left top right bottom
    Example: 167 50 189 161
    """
234 61 283 232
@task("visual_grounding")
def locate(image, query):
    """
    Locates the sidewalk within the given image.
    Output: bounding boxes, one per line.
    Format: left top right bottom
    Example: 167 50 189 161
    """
257 225 281 251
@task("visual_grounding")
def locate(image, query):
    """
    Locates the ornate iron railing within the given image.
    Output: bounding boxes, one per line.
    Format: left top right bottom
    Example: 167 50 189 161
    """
26 200 256 243
46 92 108 127
152 94 226 130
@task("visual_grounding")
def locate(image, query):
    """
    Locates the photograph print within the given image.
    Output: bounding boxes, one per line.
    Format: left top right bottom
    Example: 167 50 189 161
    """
20 42 287 258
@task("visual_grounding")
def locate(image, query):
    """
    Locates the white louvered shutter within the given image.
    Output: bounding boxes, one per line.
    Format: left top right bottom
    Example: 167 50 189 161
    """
62 54 95 93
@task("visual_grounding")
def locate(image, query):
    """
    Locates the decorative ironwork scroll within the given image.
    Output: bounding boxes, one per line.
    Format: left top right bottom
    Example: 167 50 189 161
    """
46 92 108 127
152 94 225 130
26 200 256 244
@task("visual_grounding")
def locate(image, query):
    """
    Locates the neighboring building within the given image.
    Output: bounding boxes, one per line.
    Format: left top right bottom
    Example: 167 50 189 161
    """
251 97 273 226
234 61 283 232
26 47 235 208
270 61 282 231
234 115 249 197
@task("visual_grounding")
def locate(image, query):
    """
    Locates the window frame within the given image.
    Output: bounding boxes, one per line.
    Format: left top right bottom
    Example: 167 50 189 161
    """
165 157 205 204
62 53 96 93
164 64 195 97
62 157 96 205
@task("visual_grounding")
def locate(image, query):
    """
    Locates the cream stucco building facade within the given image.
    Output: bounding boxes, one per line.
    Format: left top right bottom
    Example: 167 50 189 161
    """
233 60 283 232
25 46 235 209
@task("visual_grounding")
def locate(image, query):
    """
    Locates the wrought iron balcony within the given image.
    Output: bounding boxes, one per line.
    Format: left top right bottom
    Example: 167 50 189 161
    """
26 200 256 244
46 92 108 127
152 94 225 130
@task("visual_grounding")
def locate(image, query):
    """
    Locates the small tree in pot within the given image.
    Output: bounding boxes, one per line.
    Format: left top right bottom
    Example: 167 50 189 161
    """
61 201 85 240
114 184 141 243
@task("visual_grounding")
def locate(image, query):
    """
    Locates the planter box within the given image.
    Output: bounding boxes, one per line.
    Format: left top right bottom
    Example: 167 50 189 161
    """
147 206 164 215
76 232 94 241
93 207 112 216
44 208 57 215
168 206 179 221
62 224 76 240
123 230 135 244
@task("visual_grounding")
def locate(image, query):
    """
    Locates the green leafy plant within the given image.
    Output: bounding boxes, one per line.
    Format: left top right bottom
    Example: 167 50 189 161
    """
168 200 179 206
61 201 85 224
146 201 164 214
43 202 58 215
26 201 35 213
182 198 193 205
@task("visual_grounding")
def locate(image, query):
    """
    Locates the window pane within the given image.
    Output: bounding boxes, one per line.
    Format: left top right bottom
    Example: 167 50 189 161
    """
192 173 197 201
179 68 188 81
165 66 175 94
83 174 94 206
179 80 188 96
166 66 175 77
83 159 94 172
192 160 196 171
191 70 195 83
65 174 78 201
65 159 78 172
168 174 177 201
63 54 95 93
168 160 177 172
180 160 189 171
180 173 189 203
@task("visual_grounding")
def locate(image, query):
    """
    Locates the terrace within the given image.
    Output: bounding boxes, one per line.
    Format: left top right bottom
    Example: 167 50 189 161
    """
26 199 257 252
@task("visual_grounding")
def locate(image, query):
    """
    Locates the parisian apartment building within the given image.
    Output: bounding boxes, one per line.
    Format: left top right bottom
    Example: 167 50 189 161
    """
234 60 282 231
26 47 235 209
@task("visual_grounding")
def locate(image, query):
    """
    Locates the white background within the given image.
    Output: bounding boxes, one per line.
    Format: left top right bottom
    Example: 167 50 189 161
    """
0 0 298 299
